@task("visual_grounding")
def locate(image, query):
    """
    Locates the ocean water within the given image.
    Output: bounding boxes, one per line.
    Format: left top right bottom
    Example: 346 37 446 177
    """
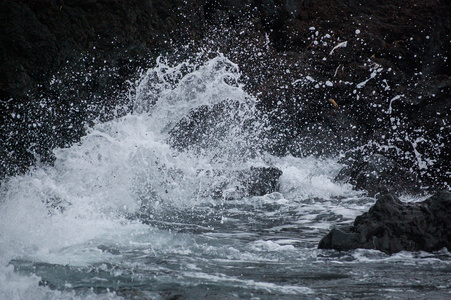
0 55 450 299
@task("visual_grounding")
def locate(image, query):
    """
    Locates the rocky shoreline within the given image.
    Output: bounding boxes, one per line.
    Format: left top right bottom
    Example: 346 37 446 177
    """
319 190 451 254
1 1 450 215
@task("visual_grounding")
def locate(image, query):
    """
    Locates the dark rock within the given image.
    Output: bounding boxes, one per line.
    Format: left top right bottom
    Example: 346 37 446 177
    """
242 0 451 192
0 0 205 180
335 154 422 196
319 190 451 254
209 166 283 199
0 0 450 196
168 99 263 158
317 226 361 252
241 166 283 197
159 290 185 300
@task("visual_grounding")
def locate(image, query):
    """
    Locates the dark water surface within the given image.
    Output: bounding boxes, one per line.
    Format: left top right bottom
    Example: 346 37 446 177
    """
9 198 451 299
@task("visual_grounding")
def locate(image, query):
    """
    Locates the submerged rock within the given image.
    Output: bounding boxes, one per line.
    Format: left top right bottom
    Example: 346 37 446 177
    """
318 190 451 254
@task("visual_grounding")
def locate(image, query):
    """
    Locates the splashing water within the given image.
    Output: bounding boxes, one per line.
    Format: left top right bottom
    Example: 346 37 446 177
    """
1 55 450 299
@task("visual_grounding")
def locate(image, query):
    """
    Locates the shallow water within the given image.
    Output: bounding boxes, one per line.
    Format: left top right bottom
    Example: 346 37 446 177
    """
1 55 450 299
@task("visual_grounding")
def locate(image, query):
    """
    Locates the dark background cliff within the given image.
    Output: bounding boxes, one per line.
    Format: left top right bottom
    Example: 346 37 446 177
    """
1 0 450 193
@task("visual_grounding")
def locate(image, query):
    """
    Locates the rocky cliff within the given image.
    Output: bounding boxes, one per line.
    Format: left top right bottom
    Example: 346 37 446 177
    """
1 0 450 194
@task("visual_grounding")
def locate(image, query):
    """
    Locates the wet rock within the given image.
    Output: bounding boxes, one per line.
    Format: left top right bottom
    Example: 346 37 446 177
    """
335 154 422 196
243 0 451 192
241 166 283 196
168 99 263 158
0 0 205 180
159 291 185 300
209 166 283 199
318 190 451 254
0 0 450 194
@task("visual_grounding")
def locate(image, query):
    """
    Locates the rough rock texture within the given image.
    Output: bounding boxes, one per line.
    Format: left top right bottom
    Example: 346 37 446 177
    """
240 166 283 197
0 0 204 100
0 0 205 177
1 0 450 195
318 190 451 254
202 0 451 194
335 154 422 197
206 167 283 199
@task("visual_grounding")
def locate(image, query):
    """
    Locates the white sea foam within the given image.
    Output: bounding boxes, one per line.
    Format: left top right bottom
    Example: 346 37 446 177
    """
0 55 252 299
183 271 313 295
274 155 357 201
